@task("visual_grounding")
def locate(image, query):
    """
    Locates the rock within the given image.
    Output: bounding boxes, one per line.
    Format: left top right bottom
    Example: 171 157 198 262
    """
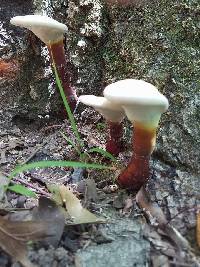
65 0 200 173
76 213 149 267
1 0 199 173
0 0 65 128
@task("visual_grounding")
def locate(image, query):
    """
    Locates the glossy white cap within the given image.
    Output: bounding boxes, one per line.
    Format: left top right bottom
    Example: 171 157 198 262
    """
10 15 68 45
79 95 125 122
104 79 169 128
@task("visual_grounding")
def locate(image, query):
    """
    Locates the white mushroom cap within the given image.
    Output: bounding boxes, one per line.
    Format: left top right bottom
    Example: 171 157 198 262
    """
10 15 68 45
104 79 169 128
79 95 125 122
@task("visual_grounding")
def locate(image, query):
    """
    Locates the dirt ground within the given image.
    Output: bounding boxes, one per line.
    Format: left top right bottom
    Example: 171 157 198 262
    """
0 106 199 267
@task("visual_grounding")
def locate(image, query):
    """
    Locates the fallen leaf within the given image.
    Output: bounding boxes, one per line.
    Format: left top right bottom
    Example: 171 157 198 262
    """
32 197 65 247
136 187 190 250
136 187 167 225
58 185 106 224
5 209 32 221
0 215 49 267
136 186 167 226
143 224 176 258
47 184 63 206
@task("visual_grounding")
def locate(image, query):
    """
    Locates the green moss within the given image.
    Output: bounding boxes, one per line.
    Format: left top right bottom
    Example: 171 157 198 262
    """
102 0 200 94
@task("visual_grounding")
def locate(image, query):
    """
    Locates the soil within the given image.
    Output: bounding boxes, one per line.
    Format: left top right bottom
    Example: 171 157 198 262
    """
0 107 200 267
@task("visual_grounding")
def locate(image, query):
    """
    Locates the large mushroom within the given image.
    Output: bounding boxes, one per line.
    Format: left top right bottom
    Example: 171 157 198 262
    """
10 15 77 112
104 79 169 192
79 95 125 156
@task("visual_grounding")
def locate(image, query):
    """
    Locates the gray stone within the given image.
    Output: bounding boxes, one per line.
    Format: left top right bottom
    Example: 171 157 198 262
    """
1 0 199 174
76 213 149 267
65 0 200 173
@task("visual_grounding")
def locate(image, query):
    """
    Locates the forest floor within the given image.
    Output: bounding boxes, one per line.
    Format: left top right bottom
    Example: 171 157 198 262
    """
0 108 200 267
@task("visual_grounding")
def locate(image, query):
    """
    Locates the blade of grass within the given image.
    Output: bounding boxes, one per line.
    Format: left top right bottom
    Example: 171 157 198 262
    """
52 62 83 148
8 185 36 197
87 147 117 161
9 160 110 179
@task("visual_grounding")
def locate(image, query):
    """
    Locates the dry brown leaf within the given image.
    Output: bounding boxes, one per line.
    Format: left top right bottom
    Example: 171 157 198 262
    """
47 184 63 206
136 186 167 226
7 197 65 247
197 212 200 248
32 197 65 247
136 187 189 250
0 215 47 267
58 185 106 224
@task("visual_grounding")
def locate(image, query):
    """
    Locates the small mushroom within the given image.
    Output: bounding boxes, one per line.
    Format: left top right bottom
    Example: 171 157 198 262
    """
10 15 77 112
79 95 125 156
104 79 169 192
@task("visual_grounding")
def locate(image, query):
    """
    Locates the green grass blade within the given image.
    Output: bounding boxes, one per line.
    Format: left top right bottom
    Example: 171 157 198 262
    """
52 63 83 148
87 147 117 161
8 184 36 197
9 160 110 179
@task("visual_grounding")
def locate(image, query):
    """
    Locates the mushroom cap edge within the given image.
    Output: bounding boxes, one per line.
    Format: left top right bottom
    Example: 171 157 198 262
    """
79 95 125 122
103 79 169 112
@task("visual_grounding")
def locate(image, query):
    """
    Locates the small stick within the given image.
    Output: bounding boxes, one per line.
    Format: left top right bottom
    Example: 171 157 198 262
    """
3 171 50 197
22 141 48 165
12 177 50 197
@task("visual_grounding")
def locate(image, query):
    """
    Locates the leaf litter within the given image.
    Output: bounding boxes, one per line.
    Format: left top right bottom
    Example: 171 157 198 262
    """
50 184 106 225
0 197 65 266
0 218 43 266
0 108 199 266
136 187 199 265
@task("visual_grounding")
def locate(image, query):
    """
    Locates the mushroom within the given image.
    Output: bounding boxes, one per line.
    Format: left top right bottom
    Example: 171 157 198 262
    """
104 79 169 191
10 15 77 112
79 95 125 156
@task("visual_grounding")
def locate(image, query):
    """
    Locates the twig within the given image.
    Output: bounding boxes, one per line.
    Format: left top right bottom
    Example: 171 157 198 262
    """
22 141 48 165
12 177 50 197
167 206 198 224
136 187 190 249
3 171 50 197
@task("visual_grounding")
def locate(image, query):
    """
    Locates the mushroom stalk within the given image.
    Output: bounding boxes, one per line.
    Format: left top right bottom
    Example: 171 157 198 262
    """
10 15 77 114
103 79 169 192
48 40 77 112
117 122 156 191
106 121 124 156
78 95 125 156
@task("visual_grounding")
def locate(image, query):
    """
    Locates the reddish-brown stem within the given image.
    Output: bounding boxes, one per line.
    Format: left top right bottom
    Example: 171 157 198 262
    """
106 121 124 156
117 122 156 192
48 40 77 112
